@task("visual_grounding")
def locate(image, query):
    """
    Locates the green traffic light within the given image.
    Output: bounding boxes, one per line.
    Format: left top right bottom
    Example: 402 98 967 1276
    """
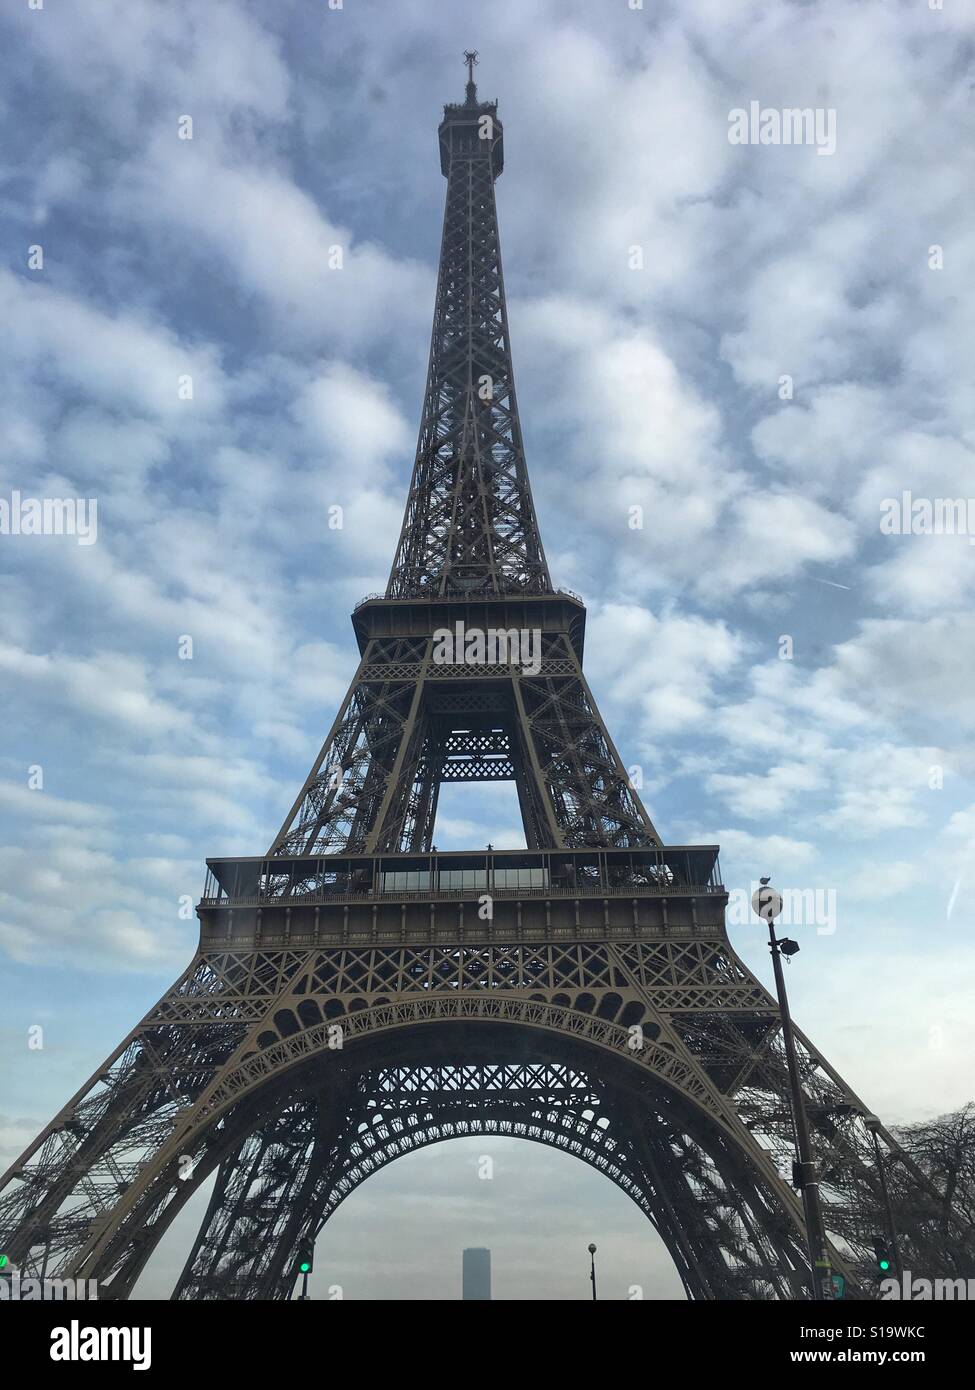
0 1255 8 1269
878 1258 890 1271
299 1260 311 1273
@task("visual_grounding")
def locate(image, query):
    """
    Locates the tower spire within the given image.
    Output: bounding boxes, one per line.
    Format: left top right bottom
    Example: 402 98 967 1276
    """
387 60 551 598
464 48 478 104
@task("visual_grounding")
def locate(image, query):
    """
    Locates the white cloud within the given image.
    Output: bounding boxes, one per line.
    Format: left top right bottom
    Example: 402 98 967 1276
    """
845 861 919 901
868 537 975 615
752 384 891 499
709 827 818 875
0 781 114 828
587 603 747 738
707 762 826 820
0 645 194 738
828 616 975 734
0 271 227 422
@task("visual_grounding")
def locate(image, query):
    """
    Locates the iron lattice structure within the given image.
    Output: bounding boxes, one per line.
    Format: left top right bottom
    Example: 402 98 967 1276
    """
1 67 969 1301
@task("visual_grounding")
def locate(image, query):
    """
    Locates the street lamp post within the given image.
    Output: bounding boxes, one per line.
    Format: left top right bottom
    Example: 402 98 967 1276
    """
753 881 831 1301
588 1243 597 1301
865 1114 903 1279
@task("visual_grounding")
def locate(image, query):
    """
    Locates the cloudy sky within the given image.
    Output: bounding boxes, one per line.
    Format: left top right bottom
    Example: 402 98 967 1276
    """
0 0 972 1299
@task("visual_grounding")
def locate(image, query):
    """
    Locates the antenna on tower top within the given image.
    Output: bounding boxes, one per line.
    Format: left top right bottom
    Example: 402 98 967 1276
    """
464 49 478 103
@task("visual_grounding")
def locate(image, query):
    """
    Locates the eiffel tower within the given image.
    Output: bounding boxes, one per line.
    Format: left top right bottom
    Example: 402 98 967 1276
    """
0 58 964 1302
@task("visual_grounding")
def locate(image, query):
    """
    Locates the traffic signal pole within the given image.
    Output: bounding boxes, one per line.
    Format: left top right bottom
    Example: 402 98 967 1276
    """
294 1239 314 1300
868 1123 903 1280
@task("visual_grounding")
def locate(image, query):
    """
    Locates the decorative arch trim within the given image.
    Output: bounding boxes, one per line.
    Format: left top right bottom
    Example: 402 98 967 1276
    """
193 994 728 1134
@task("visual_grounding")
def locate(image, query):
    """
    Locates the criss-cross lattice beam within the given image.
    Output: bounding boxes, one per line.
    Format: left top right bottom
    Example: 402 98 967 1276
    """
270 630 661 856
3 937 967 1299
172 1057 809 1302
387 91 550 598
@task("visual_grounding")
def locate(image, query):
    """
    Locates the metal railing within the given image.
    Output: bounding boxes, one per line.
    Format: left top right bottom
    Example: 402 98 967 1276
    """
202 846 722 908
199 879 723 910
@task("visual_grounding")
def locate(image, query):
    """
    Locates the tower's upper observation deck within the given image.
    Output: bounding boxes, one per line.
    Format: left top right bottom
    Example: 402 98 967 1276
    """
439 50 503 178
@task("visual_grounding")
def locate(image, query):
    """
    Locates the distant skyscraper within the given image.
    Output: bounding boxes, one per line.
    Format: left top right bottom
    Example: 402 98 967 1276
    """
462 1247 491 1301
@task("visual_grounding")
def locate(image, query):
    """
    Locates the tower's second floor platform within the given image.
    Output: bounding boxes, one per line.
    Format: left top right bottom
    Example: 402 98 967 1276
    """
197 844 726 950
